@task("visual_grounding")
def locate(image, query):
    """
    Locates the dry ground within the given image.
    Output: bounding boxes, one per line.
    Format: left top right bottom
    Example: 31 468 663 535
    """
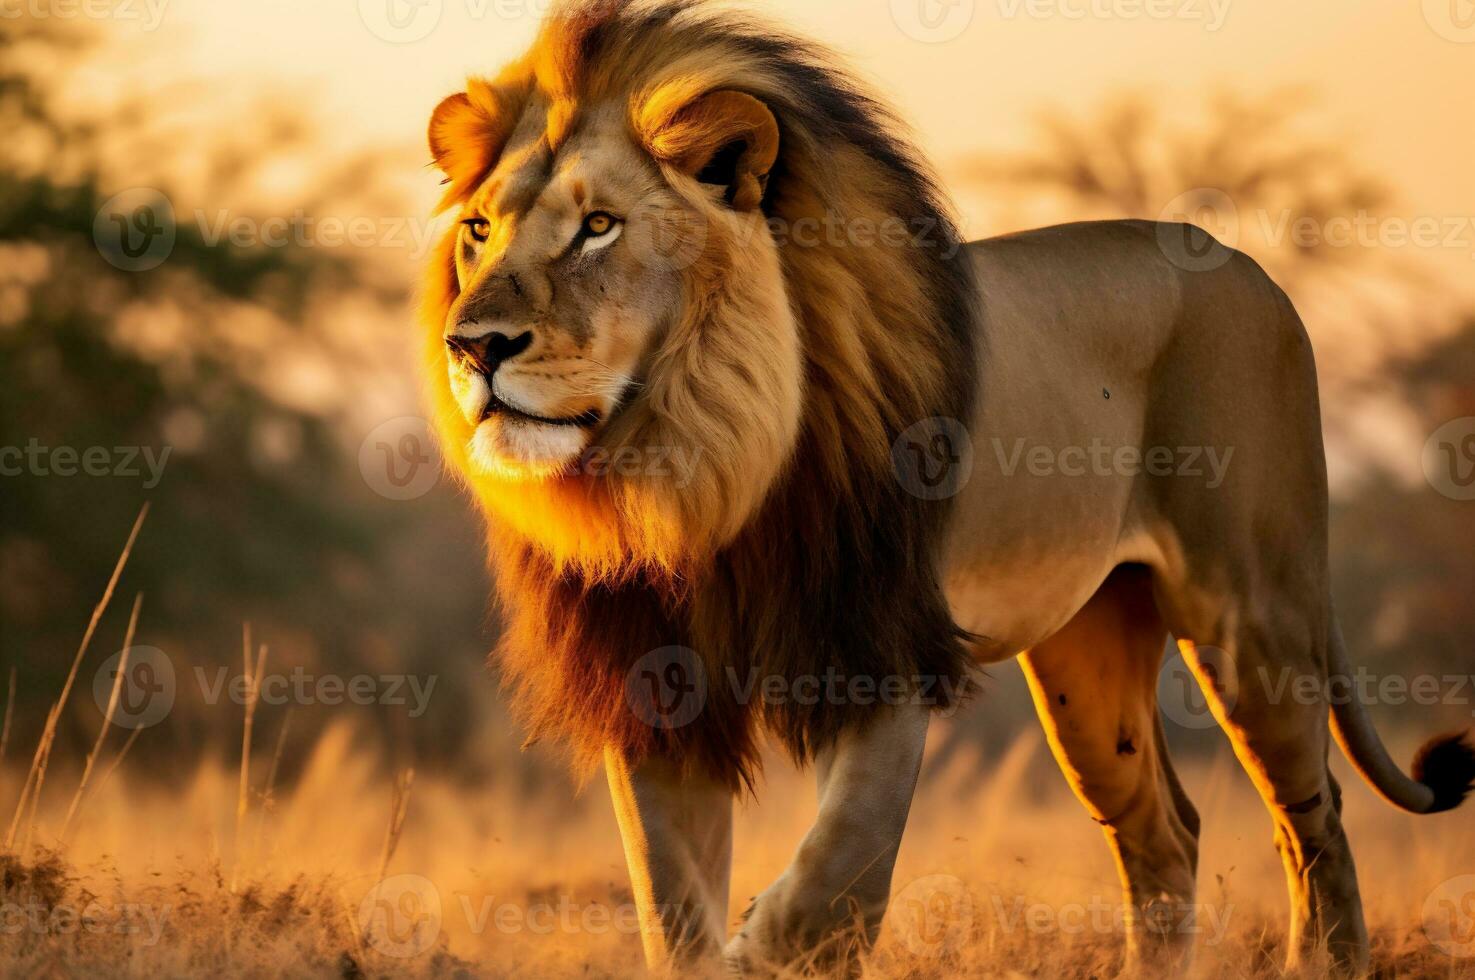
2 714 1473 979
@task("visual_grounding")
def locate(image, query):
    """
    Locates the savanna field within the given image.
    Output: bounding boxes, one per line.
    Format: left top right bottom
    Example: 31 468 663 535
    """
1 513 1473 977
4 2 1475 978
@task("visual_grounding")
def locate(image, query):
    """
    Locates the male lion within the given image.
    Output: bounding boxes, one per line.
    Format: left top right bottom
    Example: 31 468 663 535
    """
420 0 1475 974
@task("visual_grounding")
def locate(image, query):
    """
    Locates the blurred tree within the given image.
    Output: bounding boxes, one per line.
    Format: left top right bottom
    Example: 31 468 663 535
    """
962 89 1390 295
1331 320 1475 706
0 18 491 778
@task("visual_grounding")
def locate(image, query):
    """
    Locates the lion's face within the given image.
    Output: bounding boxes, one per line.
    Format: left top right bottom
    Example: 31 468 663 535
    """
442 106 696 480
425 73 804 569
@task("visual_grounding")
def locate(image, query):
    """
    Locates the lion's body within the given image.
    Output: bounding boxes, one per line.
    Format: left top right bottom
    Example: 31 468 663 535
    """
932 220 1345 966
943 220 1323 658
420 2 1474 974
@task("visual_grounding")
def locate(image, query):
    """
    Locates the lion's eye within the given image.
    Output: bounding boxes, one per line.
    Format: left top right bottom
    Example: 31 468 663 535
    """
576 211 624 258
461 218 490 243
582 212 618 238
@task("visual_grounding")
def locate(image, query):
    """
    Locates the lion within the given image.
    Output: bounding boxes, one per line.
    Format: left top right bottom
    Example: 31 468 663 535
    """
420 0 1475 974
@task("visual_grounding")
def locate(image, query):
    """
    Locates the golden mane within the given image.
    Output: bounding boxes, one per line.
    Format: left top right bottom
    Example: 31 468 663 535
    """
421 0 980 787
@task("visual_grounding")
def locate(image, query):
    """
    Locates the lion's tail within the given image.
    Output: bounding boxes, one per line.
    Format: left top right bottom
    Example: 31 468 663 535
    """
1328 614 1475 814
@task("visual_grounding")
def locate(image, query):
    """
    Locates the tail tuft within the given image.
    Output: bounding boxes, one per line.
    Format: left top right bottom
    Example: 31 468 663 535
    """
1411 730 1475 813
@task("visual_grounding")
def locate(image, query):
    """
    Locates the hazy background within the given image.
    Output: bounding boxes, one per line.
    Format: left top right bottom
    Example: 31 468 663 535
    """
2 0 1473 843
2 2 1474 974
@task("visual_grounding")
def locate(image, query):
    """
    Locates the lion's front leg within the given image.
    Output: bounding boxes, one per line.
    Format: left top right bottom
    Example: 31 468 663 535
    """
605 747 734 974
725 702 930 976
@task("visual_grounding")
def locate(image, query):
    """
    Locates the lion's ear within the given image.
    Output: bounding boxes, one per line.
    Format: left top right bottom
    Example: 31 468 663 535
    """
428 83 518 212
642 90 779 212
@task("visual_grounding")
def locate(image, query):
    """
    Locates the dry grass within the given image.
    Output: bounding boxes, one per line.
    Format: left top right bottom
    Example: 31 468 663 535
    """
1 717 1473 978
2 513 1472 977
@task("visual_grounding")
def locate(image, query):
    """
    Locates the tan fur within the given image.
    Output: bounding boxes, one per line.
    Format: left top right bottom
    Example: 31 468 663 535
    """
422 0 975 788
418 2 1472 975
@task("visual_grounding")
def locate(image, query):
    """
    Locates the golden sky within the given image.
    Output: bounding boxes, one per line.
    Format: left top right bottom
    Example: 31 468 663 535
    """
115 0 1467 224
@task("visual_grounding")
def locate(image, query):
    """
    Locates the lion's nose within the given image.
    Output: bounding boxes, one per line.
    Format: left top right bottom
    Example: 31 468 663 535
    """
445 327 533 376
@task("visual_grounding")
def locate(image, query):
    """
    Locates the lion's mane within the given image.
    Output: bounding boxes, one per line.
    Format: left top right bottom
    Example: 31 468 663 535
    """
422 0 980 788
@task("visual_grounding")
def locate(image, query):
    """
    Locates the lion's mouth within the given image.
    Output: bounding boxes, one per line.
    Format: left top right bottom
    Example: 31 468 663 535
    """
483 390 602 429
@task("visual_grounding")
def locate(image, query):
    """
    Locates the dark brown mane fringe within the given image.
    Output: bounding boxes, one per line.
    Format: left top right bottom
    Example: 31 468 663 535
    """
479 0 980 790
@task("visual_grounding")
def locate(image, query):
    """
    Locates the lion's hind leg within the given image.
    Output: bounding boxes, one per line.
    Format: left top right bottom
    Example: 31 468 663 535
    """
1020 564 1201 975
1168 601 1369 976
